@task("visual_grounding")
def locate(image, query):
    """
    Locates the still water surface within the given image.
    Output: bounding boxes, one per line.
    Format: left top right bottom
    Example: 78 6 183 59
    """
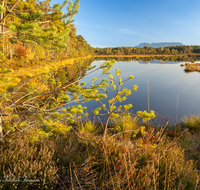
69 59 200 124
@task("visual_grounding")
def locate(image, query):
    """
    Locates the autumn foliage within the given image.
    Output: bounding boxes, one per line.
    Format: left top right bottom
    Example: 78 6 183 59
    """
15 45 27 57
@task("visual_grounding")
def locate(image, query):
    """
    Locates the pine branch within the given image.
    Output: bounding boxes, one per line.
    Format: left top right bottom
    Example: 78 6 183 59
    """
0 0 20 24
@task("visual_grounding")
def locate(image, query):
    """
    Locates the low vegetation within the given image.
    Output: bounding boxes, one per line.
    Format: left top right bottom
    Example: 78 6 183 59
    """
1 115 200 189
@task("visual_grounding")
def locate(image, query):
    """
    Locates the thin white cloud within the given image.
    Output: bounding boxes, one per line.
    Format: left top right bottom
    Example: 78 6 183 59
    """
93 25 114 31
93 26 150 38
119 28 137 35
93 45 108 48
119 28 150 37
152 37 159 41
91 25 160 45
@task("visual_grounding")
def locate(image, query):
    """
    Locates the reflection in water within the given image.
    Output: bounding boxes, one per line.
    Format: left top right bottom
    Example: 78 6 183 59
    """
52 58 95 85
65 58 200 125
46 58 94 102
95 56 200 63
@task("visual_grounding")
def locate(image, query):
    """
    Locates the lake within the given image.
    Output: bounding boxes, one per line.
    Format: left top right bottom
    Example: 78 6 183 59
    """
66 58 200 125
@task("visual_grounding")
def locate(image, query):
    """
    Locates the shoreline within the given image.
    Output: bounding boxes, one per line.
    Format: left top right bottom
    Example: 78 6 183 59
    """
1 53 200 93
95 53 200 58
0 56 92 93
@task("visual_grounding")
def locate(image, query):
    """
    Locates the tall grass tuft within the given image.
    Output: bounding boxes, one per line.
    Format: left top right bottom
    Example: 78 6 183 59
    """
181 115 200 132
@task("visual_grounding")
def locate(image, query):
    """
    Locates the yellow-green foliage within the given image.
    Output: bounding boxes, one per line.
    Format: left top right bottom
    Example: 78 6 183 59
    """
33 117 72 138
0 52 6 59
181 115 200 132
114 115 139 139
82 120 96 133
0 68 14 73
78 120 99 139
137 110 156 122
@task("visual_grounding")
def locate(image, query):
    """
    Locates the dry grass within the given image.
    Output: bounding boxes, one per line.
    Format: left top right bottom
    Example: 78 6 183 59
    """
1 115 200 189
0 134 58 189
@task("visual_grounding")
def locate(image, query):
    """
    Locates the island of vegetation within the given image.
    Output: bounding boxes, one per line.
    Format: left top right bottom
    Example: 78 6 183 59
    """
184 63 200 72
0 0 200 189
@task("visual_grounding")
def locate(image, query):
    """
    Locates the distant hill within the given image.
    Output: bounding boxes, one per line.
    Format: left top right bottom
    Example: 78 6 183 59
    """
137 42 184 48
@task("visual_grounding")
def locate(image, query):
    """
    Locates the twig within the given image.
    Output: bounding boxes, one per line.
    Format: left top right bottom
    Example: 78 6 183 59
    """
170 83 187 125
147 78 150 113
110 129 138 138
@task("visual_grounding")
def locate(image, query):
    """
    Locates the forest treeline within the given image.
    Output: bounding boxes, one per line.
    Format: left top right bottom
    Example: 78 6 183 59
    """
0 0 94 62
94 45 200 55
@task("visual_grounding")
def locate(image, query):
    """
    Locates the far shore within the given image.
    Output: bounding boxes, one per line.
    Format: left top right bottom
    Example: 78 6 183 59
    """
95 53 200 58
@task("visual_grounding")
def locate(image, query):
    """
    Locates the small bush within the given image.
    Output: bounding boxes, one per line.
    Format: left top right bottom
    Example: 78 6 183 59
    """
0 136 58 190
0 52 6 59
15 46 27 57
0 68 14 73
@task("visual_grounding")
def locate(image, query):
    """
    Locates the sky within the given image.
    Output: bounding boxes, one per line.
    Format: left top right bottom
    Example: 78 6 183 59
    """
51 0 200 48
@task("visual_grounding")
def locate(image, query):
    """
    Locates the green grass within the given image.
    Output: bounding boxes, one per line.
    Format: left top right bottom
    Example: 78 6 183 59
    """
181 115 200 132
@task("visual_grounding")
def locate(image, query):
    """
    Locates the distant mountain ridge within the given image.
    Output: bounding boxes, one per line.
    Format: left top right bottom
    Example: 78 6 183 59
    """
137 42 184 48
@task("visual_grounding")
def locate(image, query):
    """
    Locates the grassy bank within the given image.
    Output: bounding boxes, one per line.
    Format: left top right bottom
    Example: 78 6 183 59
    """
0 56 92 93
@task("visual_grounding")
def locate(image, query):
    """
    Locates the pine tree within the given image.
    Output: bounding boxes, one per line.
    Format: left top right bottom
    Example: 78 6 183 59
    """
0 0 80 58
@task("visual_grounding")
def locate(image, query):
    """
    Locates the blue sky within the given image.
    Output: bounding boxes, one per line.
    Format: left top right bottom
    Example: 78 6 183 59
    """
51 0 200 47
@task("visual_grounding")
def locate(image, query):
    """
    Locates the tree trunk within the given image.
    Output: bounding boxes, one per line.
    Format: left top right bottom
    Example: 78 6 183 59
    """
1 0 5 54
0 117 3 140
0 0 5 34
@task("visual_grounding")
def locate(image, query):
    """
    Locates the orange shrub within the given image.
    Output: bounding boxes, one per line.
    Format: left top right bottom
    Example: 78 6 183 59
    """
15 45 27 57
